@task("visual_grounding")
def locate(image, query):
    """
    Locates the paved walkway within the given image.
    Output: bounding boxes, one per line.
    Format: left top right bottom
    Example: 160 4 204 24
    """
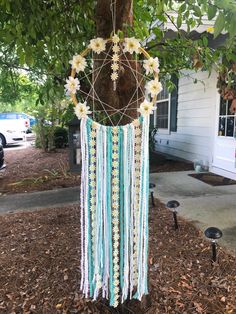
0 187 79 213
150 171 236 254
1 171 236 254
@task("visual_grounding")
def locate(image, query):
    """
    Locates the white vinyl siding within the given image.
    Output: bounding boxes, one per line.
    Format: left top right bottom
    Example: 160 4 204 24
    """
154 69 218 167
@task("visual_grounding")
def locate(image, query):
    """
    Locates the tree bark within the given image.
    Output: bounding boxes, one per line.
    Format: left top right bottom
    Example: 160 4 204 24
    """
94 0 144 125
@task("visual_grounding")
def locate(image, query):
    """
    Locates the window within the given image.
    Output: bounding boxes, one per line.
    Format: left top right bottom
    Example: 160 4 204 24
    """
155 82 170 131
218 98 236 137
154 75 178 133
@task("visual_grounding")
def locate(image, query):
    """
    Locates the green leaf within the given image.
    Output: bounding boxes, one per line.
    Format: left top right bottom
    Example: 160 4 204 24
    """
179 3 186 13
207 5 217 20
214 12 225 38
202 36 208 47
177 14 182 28
193 5 202 17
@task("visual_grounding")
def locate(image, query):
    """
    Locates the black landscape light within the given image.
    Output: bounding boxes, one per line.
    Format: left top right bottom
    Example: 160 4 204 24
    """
166 200 180 230
149 183 156 207
204 227 223 263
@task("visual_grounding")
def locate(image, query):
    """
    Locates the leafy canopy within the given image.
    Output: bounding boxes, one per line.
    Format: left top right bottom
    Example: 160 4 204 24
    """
0 0 236 109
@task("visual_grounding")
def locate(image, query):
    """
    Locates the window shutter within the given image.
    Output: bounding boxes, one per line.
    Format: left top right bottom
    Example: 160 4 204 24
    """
170 75 179 132
150 111 154 128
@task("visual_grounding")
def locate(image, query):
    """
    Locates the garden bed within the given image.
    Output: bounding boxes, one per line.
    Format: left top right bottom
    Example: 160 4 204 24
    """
0 147 193 194
0 201 235 313
0 147 79 194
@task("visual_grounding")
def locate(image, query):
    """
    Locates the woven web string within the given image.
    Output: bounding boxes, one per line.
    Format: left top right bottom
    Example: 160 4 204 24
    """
77 46 150 126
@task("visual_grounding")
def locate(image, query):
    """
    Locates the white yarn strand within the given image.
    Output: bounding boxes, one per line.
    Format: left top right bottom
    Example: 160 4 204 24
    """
80 118 85 292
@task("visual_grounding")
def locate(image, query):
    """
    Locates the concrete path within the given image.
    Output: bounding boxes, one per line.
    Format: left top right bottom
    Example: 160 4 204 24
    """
0 186 80 213
150 171 236 254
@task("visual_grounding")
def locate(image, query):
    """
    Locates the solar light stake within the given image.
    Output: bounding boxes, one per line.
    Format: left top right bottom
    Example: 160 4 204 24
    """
173 211 178 230
149 183 156 207
212 241 217 262
204 227 223 263
166 200 180 230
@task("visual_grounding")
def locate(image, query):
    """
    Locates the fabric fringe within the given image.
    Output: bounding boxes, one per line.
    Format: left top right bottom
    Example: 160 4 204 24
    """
80 116 150 307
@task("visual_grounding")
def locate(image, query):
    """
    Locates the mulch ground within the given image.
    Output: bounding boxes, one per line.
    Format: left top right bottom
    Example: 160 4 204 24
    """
0 147 79 194
0 147 193 194
0 201 235 314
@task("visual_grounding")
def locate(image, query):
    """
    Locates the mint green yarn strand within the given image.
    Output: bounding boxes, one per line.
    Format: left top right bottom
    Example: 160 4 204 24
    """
119 127 124 290
107 127 114 306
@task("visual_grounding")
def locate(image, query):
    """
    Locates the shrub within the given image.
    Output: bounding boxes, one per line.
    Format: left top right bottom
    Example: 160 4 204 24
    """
54 126 68 148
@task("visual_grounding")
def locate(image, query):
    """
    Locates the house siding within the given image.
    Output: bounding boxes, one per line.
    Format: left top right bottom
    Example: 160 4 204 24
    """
154 69 218 168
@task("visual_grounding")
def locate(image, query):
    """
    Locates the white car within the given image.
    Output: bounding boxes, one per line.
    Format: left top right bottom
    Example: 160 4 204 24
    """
0 121 25 146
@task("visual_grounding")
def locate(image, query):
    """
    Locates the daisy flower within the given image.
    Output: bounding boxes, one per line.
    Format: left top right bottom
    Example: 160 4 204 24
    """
113 135 119 142
143 57 160 75
112 202 119 209
69 54 87 73
112 209 119 217
132 119 140 127
92 121 99 129
90 139 96 146
112 54 119 62
123 37 141 54
114 233 120 241
91 130 96 138
89 37 107 54
138 99 156 117
112 34 120 44
64 76 80 95
111 72 118 81
146 79 163 97
114 279 119 286
112 169 119 176
114 301 119 308
112 45 120 53
74 102 91 119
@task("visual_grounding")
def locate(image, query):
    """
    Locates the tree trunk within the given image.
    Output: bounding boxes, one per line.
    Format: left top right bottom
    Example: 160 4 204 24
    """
93 1 150 311
94 0 144 125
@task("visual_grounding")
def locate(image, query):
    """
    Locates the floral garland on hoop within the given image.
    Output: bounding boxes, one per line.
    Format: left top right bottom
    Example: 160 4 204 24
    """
65 34 162 308
65 35 162 120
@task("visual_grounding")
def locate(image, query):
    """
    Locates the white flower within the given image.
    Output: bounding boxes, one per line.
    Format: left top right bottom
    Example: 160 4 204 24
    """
69 54 87 73
112 34 120 44
132 119 140 127
64 76 80 95
112 45 120 53
74 102 92 119
143 57 160 75
113 301 119 308
111 62 119 71
111 72 118 81
138 99 156 116
146 79 163 97
112 54 119 62
89 37 106 54
123 37 141 54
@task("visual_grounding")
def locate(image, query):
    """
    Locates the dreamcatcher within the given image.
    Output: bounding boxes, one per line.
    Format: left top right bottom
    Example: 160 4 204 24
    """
64 4 162 307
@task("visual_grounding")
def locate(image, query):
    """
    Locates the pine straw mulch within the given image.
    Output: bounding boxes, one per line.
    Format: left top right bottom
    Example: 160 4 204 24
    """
1 147 192 195
0 201 236 314
0 147 79 195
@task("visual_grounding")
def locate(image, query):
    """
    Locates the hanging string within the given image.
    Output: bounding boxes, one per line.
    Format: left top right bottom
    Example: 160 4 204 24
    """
110 0 117 36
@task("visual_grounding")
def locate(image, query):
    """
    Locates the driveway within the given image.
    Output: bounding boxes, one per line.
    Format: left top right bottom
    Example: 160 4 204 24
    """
150 171 236 254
